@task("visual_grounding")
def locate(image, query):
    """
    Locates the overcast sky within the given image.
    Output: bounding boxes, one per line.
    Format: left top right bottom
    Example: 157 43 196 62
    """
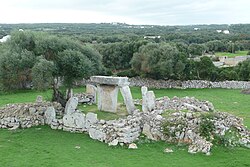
1 0 250 25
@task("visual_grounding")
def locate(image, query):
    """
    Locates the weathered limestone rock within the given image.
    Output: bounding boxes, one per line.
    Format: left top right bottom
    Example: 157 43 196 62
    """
141 86 148 112
97 85 118 113
85 112 98 129
108 139 119 146
63 112 86 131
146 91 156 111
36 95 43 103
141 86 156 112
29 107 36 115
86 84 97 103
89 127 106 141
120 86 135 114
142 124 154 140
128 143 138 149
44 107 56 125
164 148 174 153
90 76 129 86
65 97 78 114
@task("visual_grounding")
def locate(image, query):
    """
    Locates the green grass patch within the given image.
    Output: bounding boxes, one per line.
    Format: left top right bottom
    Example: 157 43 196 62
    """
215 51 249 57
0 126 249 167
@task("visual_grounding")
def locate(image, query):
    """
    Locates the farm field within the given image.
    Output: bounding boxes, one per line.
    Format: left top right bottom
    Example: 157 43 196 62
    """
0 87 250 167
215 51 249 57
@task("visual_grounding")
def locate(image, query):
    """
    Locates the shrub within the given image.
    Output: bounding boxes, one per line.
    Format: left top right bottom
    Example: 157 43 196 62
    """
213 127 240 147
199 113 215 141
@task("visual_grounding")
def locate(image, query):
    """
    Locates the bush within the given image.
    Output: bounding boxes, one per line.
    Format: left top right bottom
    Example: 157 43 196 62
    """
247 51 250 55
199 113 215 141
213 127 240 147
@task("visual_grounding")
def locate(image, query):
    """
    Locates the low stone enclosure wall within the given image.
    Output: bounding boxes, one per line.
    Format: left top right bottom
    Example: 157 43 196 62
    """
80 77 250 89
1 88 249 155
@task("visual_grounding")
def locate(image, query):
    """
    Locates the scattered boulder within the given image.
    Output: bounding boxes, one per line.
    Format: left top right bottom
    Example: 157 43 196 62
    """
109 139 119 146
241 89 250 95
128 143 138 149
89 127 106 142
164 148 173 153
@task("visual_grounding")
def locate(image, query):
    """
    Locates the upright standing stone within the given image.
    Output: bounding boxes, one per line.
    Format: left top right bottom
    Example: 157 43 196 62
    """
97 85 118 112
65 97 78 114
86 84 97 103
36 95 43 103
146 91 156 111
85 112 98 129
141 86 156 112
141 86 148 112
120 86 135 114
45 107 56 125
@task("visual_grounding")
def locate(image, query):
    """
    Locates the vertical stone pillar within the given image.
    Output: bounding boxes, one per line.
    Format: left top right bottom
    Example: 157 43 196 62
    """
141 86 156 112
146 91 156 111
120 85 135 114
97 85 118 113
141 86 148 112
86 84 97 103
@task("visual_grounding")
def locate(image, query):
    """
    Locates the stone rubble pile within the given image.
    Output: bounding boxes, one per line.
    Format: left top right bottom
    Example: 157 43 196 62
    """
155 96 214 112
163 111 250 154
74 93 95 104
213 112 250 147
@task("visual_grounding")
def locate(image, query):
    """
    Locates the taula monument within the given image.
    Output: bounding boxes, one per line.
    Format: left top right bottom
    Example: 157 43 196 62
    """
90 76 135 114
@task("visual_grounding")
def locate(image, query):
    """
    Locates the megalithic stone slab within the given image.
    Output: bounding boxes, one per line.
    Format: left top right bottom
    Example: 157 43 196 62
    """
97 85 118 113
86 84 97 103
141 86 148 112
90 76 129 86
44 106 56 125
65 97 78 114
146 91 156 111
120 86 135 114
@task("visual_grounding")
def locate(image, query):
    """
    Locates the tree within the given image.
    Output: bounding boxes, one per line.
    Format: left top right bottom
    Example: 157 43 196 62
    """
131 43 187 79
235 59 250 81
0 48 36 90
57 49 93 88
32 58 55 90
194 57 217 80
0 31 104 106
188 43 207 57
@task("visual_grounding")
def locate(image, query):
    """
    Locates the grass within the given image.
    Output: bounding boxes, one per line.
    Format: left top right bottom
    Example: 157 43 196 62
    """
0 126 249 167
0 87 250 167
215 50 249 57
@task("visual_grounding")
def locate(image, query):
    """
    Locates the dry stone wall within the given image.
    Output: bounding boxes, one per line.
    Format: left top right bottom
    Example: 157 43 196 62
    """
81 77 250 89
129 77 250 89
0 102 63 129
